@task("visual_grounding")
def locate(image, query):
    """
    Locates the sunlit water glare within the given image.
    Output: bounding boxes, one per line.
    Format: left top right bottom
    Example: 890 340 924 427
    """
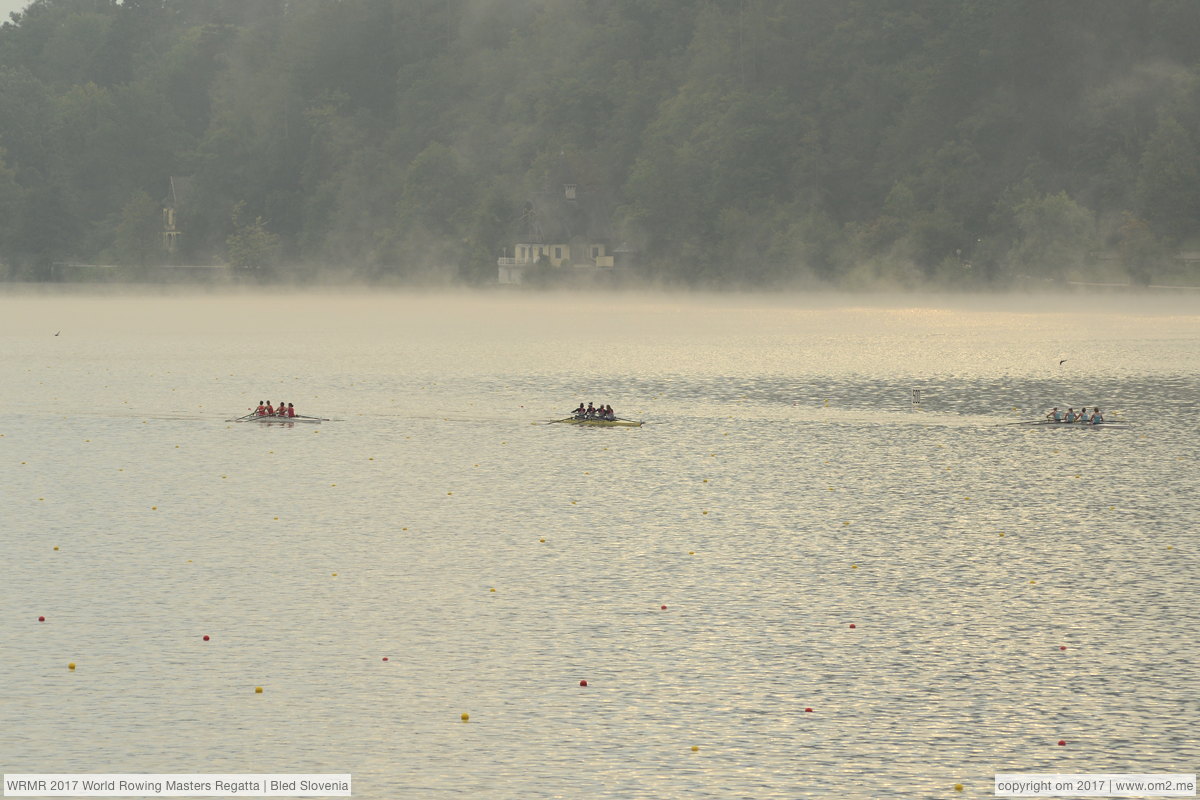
2 290 1197 799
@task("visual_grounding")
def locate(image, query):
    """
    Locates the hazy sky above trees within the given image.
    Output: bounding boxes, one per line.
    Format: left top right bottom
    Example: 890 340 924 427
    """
0 1 27 20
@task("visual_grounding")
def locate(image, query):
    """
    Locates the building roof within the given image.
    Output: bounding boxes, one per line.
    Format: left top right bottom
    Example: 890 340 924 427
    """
163 176 193 208
517 184 612 244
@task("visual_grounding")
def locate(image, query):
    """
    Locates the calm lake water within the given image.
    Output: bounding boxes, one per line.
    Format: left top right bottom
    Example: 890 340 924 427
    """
2 289 1197 799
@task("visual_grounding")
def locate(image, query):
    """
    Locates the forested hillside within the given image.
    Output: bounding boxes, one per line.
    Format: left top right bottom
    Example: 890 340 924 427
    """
2 0 1199 286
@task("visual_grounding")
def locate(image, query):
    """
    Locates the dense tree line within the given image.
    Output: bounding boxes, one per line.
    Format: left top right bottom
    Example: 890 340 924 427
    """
1 0 1198 286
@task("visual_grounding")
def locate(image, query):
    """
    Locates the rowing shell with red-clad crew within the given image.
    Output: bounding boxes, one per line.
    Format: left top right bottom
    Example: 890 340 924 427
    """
228 400 327 424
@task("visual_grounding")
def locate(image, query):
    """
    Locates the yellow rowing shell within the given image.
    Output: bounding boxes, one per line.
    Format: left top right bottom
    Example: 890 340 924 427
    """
557 417 643 427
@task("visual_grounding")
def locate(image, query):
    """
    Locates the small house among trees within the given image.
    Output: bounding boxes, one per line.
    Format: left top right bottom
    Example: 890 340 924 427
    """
498 180 618 285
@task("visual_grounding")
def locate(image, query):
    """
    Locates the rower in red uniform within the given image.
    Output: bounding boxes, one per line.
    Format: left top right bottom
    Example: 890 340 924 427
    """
286 403 296 418
256 401 266 416
265 401 275 415
275 402 288 416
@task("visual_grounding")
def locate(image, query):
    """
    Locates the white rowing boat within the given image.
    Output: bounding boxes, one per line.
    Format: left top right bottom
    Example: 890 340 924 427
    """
554 416 643 427
230 413 325 424
1016 420 1131 429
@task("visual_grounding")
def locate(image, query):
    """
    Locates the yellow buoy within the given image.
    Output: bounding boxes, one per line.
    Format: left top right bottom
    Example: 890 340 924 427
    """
702 510 708 515
539 538 545 543
68 663 76 670
691 745 699 752
461 712 469 722
955 785 963 792
851 564 858 569
53 546 59 551
255 686 263 693
489 588 496 592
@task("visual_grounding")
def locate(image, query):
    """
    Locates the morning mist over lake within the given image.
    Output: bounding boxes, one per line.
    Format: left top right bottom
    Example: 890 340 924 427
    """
2 3 1199 800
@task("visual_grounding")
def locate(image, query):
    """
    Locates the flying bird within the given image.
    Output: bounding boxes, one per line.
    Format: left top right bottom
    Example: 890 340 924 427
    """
54 330 60 336
1058 359 1067 365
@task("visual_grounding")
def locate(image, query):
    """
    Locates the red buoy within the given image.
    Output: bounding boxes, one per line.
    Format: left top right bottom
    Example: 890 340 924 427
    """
1059 645 1067 650
1058 740 1066 746
382 657 389 662
38 616 45 622
805 708 813 712
202 635 210 641
849 623 856 629
579 679 587 687
660 605 667 610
